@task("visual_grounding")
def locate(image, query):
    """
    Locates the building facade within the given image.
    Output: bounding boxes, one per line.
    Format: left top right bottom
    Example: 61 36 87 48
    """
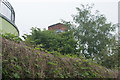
48 23 67 32
0 0 19 36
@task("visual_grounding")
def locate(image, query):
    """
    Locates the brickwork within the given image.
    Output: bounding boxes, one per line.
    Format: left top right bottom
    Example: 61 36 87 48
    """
48 23 67 31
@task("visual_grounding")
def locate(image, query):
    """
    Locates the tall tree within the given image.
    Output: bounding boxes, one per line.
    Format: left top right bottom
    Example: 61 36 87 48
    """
63 4 116 61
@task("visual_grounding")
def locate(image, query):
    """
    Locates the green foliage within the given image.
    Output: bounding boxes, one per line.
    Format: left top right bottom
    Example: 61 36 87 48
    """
64 54 78 58
62 4 117 69
2 4 118 78
47 61 57 66
73 61 99 78
13 73 20 78
1 33 22 42
21 4 118 69
2 37 117 78
23 27 77 54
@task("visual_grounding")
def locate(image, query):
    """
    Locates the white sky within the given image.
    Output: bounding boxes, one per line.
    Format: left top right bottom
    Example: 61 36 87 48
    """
8 0 119 37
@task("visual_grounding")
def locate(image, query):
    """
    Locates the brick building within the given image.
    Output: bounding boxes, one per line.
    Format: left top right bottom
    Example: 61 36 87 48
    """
48 23 67 32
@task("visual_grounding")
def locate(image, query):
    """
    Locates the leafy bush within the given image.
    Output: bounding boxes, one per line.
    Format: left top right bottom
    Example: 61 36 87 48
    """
23 27 77 55
0 33 22 43
2 38 117 78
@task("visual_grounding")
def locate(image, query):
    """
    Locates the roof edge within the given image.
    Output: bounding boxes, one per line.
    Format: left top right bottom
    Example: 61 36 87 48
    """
48 23 64 28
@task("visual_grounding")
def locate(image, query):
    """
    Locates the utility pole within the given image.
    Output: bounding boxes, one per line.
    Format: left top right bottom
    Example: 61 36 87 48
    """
118 1 120 79
118 1 120 42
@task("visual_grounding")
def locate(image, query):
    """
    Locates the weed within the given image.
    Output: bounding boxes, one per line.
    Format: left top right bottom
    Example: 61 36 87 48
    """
47 62 57 66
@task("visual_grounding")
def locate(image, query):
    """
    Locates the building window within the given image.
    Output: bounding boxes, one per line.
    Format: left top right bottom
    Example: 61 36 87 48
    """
0 1 15 23
11 11 15 22
56 29 64 33
1 2 11 20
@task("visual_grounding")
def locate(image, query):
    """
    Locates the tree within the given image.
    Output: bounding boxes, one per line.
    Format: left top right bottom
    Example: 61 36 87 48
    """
23 27 77 54
63 4 116 61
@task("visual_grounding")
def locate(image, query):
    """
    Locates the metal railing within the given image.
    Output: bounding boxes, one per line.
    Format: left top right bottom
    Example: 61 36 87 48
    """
0 0 15 23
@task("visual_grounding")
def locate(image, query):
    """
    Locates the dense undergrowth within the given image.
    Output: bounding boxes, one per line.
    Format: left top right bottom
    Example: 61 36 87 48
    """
1 37 118 78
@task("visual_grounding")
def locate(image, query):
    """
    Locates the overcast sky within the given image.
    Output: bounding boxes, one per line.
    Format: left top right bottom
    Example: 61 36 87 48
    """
8 0 119 37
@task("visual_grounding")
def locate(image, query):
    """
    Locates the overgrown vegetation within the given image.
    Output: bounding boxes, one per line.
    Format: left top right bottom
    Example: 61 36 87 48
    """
22 4 119 69
1 4 119 79
23 28 77 55
0 33 22 43
62 4 118 69
2 38 118 78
